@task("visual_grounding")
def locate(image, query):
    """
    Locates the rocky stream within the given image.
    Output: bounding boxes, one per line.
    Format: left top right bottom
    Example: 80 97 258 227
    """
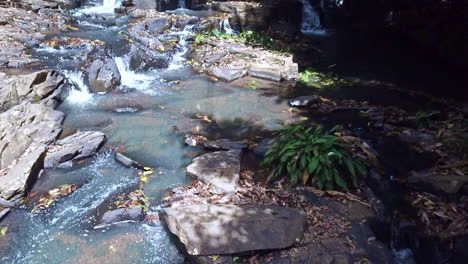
0 0 466 264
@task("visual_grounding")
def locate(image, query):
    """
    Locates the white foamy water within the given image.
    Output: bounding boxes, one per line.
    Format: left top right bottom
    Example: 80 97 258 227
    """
220 17 234 35
299 0 327 35
178 0 186 9
167 25 195 70
63 71 94 104
114 56 160 94
76 0 120 15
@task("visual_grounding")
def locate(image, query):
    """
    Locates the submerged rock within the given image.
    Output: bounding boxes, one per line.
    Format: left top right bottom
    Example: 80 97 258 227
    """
186 150 241 193
44 131 106 168
87 58 121 93
114 152 144 170
203 139 247 151
95 189 149 228
162 204 305 255
96 207 145 228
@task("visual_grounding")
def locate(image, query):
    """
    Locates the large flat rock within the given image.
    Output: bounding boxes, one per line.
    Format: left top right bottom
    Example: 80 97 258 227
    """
44 131 106 168
186 150 241 193
0 102 64 169
0 143 47 200
162 204 305 255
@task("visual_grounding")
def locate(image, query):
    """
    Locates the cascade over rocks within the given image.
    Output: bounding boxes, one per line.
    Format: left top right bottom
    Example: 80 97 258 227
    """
162 204 306 255
87 58 121 93
186 150 241 193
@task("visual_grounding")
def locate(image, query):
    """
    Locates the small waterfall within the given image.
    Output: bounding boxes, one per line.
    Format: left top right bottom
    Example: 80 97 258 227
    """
220 18 234 35
299 0 326 35
167 24 195 70
63 71 94 104
178 0 186 9
114 56 155 93
77 0 120 14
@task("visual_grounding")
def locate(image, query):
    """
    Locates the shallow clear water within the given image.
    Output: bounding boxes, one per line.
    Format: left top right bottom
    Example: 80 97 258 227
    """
0 5 292 263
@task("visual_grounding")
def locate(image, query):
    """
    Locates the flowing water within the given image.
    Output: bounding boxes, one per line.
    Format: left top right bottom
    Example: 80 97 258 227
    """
299 0 327 35
220 18 234 35
0 3 292 263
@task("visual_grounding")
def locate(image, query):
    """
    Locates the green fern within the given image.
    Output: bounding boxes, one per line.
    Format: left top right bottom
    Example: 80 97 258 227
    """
263 124 367 190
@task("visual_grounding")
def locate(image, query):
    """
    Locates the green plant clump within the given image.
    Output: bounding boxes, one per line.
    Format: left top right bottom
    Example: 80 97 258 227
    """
196 29 274 48
299 69 344 89
263 124 367 190
247 80 258 89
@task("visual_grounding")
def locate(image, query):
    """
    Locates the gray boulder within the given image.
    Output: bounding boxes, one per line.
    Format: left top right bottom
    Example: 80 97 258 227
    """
0 143 47 200
95 207 145 228
0 103 64 169
186 150 241 193
162 204 305 255
147 17 171 34
0 70 64 110
87 58 121 93
44 131 106 168
210 65 246 82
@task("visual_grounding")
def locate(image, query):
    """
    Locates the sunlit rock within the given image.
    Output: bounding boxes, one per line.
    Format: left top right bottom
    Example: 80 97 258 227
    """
162 204 305 255
187 150 241 193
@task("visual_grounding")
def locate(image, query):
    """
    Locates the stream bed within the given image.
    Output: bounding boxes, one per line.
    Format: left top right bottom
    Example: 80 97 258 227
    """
0 2 293 263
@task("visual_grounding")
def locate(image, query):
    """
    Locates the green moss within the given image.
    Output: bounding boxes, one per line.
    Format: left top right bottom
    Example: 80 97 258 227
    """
299 69 348 89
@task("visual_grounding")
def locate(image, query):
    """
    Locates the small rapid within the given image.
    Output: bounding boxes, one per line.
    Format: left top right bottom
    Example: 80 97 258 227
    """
63 71 94 105
220 17 234 35
77 0 120 15
299 0 327 35
167 25 195 70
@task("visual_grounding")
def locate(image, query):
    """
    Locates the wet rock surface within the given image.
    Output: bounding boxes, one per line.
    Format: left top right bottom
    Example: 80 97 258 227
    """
87 58 121 93
96 207 145 227
44 131 106 168
162 204 305 255
186 150 241 193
